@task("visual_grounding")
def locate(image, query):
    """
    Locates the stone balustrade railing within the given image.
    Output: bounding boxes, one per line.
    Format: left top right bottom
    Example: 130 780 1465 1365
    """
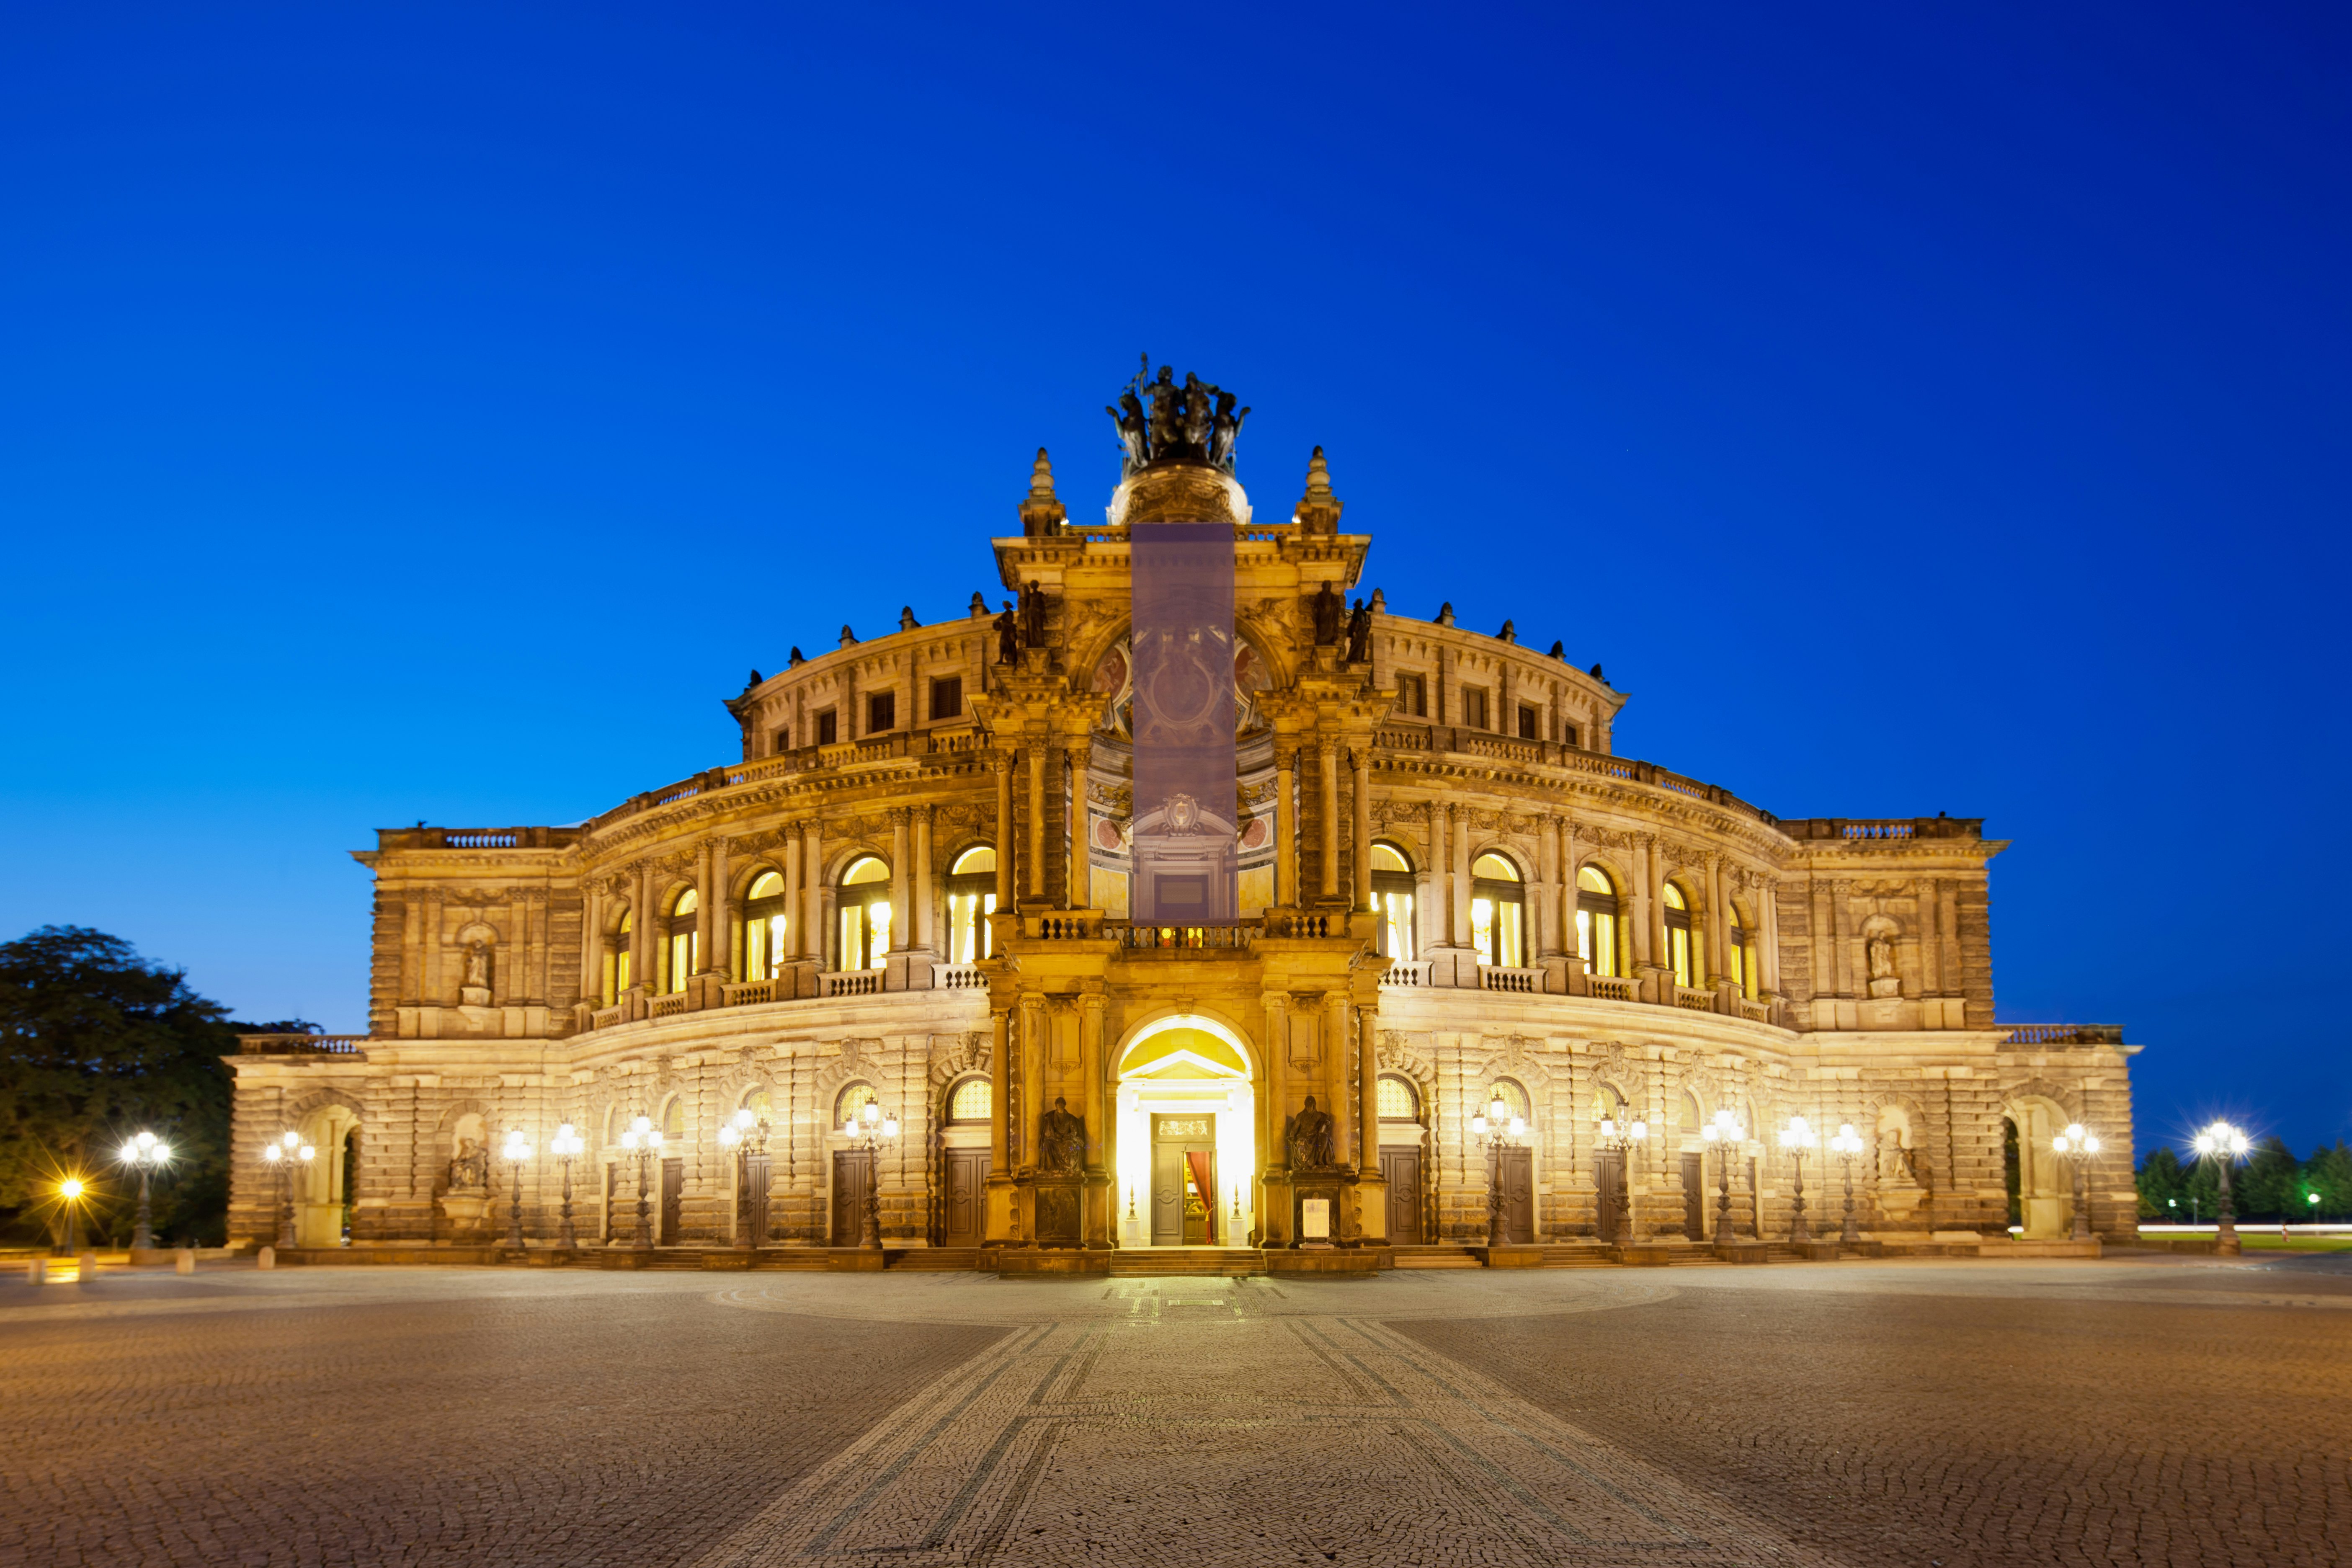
932 963 989 988
722 979 778 1007
1480 966 1544 994
2001 1023 2125 1047
823 970 883 998
1585 973 1638 1003
1112 922 1259 951
1381 960 1433 988
237 1034 368 1055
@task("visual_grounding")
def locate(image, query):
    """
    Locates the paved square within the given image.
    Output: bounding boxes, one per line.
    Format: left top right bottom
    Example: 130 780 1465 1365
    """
2 1255 2346 1567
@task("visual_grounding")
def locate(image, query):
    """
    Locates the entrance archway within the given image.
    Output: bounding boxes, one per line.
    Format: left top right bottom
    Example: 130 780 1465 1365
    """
294 1101 360 1248
1113 1015 1257 1247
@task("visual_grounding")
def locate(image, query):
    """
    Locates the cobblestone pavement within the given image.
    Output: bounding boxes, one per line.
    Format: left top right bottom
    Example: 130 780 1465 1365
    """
2 1255 2346 1567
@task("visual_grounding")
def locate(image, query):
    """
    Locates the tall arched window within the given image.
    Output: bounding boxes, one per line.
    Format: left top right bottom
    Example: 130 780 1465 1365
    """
1575 864 1622 977
835 1081 878 1130
660 1095 685 1140
1470 853 1525 968
946 1076 991 1123
1728 901 1756 999
1662 881 1696 989
606 910 633 1003
664 890 699 993
744 871 788 980
946 846 997 964
1371 841 1416 960
838 856 891 971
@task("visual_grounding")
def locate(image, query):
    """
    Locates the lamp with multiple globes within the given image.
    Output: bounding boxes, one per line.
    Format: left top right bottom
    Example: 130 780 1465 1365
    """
1468 1092 1527 1248
501 1129 532 1249
117 1130 173 1250
549 1123 585 1248
717 1107 776 1248
839 1100 900 1249
1592 1109 1649 1243
618 1115 665 1250
2191 1120 2251 1255
1778 1117 1819 1243
259 1130 315 1249
1699 1109 1746 1243
1827 1122 1867 1244
2050 1123 2102 1243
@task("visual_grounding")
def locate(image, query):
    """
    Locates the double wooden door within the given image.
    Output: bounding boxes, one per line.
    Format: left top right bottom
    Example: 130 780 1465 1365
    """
1495 1148 1534 1244
832 1150 874 1246
660 1159 683 1244
1381 1149 1423 1244
1595 1150 1625 1243
1682 1153 1708 1240
942 1149 990 1248
1151 1144 1214 1244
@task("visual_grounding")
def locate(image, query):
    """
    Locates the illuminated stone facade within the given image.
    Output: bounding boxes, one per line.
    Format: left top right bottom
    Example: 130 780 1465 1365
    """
228 427 2138 1259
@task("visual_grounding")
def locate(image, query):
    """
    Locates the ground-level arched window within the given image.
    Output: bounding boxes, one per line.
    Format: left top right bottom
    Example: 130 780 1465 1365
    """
946 846 997 964
1470 853 1525 968
1371 841 1416 960
838 856 891 970
664 889 699 993
660 1094 686 1140
1663 881 1696 989
1575 864 1622 977
1485 1078 1531 1127
1377 1074 1421 1122
836 1081 879 1130
1728 901 1757 998
946 1076 991 1123
606 910 633 1003
744 871 788 980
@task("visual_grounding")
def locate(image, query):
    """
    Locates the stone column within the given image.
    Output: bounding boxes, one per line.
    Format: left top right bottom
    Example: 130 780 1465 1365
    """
1631 836 1656 965
1079 991 1106 1170
1357 1004 1380 1168
1317 739 1341 901
993 752 1015 907
1707 854 1728 986
1351 749 1372 910
1067 737 1093 910
781 831 802 959
1274 745 1297 907
1450 807 1473 950
1324 990 1351 1170
423 890 446 1004
578 885 602 1005
1532 814 1558 958
1026 745 1047 901
632 868 656 993
889 809 911 956
1759 878 1782 995
914 806 936 952
1422 801 1447 952
706 839 730 977
989 1007 1011 1170
802 821 824 971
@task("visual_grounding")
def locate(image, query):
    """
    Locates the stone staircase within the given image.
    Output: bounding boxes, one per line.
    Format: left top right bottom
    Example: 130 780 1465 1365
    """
1390 1245 1481 1269
888 1247 986 1270
1108 1247 1267 1277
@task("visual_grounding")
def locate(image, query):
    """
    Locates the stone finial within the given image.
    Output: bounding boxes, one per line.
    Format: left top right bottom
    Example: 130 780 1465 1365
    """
1018 447 1068 536
840 625 858 649
969 591 988 618
1435 602 1455 627
1498 619 1517 645
1370 588 1386 613
1549 640 1565 660
1589 662 1606 683
1293 446 1344 533
899 606 921 633
789 646 805 667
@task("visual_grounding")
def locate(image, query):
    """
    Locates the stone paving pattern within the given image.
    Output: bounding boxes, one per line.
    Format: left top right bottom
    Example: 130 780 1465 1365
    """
1 1256 2346 1566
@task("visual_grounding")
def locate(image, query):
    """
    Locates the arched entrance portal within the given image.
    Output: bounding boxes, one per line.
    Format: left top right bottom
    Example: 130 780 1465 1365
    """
294 1102 360 1248
1114 1017 1257 1247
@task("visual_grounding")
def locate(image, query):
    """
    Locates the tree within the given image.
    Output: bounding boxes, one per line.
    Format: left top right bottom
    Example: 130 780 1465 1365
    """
2300 1142 2352 1222
0 926 241 1246
2136 1146 2187 1220
2238 1136 2300 1221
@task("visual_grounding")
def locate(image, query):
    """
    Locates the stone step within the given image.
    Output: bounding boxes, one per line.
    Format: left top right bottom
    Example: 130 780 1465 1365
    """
1108 1248 1266 1277
889 1248 984 1270
1391 1246 1481 1269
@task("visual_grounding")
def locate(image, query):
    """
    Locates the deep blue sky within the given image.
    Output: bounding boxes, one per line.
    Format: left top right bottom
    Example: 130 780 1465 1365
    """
3 5 2345 1157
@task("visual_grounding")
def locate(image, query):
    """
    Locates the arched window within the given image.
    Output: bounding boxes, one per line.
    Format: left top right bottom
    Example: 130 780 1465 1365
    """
1727 901 1757 999
835 1081 878 1130
1662 881 1696 989
664 889 699 993
946 846 997 964
838 856 891 971
660 1095 685 1140
741 1087 775 1124
1680 1090 1702 1130
1377 1074 1421 1121
1575 864 1622 978
946 1076 991 1123
1371 841 1416 960
1486 1079 1531 1124
1470 853 1525 968
744 871 788 980
607 910 633 1003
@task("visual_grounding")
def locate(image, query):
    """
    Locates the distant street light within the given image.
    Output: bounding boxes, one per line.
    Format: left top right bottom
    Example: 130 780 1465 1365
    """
1828 1123 1867 1244
117 1131 173 1250
1700 1109 1747 1243
501 1129 532 1249
549 1123 585 1249
2050 1124 2102 1242
618 1115 665 1250
259 1130 315 1249
57 1177 88 1254
1779 1117 1819 1243
2191 1121 2251 1256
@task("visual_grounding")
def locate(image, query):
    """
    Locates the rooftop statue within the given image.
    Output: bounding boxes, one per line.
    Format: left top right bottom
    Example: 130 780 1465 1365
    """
1106 355 1248 477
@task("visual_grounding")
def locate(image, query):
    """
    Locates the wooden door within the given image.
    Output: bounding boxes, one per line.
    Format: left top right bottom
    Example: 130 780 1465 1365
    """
832 1150 873 1246
660 1159 683 1244
1682 1153 1707 1240
741 1153 772 1245
601 1164 616 1243
1381 1149 1423 1244
1499 1148 1535 1243
944 1149 989 1247
1151 1144 1184 1244
1595 1150 1624 1243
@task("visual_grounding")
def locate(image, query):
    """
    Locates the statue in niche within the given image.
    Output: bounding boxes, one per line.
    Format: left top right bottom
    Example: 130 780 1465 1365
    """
1311 582 1343 646
447 1137 490 1191
1345 599 1372 664
1107 390 1148 475
1209 390 1248 470
1019 582 1047 648
1285 1095 1336 1171
1866 933 1897 982
462 941 491 991
994 601 1019 664
1039 1096 1086 1174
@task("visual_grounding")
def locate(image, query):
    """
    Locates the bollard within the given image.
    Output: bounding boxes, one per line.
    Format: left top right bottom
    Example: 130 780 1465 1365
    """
174 1248 195 1274
77 1249 98 1282
26 1259 46 1285
258 1245 275 1270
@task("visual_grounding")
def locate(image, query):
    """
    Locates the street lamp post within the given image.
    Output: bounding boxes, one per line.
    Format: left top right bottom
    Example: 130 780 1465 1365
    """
1700 1109 1747 1243
1828 1123 1866 1245
117 1131 173 1251
1593 1109 1649 1244
550 1124 585 1249
717 1107 775 1248
1779 1116 1819 1243
57 1178 87 1254
259 1130 315 1249
2192 1121 2251 1256
1469 1092 1527 1248
501 1129 532 1250
619 1115 665 1250
2050 1123 2102 1243
840 1100 900 1249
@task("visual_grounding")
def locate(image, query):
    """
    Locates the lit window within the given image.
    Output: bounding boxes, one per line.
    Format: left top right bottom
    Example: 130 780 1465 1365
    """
947 1077 991 1122
1575 864 1621 978
745 871 788 980
1663 882 1694 989
835 1083 876 1127
946 846 998 963
1489 1080 1530 1122
1470 853 1524 968
608 910 633 1003
665 889 699 994
1371 841 1416 961
839 856 891 970
1377 1075 1419 1121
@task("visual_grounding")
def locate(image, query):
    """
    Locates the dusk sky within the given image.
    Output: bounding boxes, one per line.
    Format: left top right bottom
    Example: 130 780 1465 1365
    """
2 4 2345 1157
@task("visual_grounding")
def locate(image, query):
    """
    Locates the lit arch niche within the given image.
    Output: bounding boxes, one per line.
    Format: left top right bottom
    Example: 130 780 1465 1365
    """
1112 1016 1258 1246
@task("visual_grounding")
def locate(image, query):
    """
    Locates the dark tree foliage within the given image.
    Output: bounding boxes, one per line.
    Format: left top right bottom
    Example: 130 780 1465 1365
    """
2137 1139 2352 1223
0 926 241 1245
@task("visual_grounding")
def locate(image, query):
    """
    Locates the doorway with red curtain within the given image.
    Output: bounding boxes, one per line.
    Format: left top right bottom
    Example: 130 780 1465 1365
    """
1184 1149 1218 1244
